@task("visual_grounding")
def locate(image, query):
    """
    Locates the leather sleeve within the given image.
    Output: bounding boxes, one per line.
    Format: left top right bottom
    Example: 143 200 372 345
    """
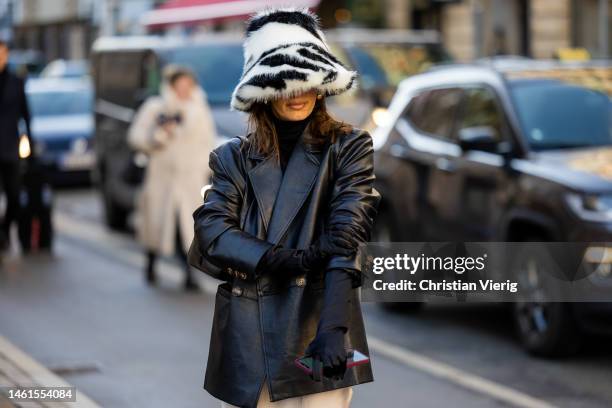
317 268 353 333
194 142 274 277
325 130 381 286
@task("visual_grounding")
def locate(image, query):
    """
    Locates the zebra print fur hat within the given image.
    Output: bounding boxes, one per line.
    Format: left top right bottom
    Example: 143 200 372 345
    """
230 7 358 112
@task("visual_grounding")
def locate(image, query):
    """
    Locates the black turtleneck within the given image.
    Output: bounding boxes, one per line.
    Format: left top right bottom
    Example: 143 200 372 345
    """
271 111 313 172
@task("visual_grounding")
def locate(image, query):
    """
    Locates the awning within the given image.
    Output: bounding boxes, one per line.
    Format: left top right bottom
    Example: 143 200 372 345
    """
142 0 321 28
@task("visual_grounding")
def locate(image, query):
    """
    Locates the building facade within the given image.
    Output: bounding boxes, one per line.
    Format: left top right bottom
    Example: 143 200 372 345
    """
344 0 611 61
10 0 95 60
435 0 611 61
7 0 159 62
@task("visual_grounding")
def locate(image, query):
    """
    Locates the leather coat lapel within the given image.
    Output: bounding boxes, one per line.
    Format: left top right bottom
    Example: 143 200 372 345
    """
266 129 321 244
247 146 282 234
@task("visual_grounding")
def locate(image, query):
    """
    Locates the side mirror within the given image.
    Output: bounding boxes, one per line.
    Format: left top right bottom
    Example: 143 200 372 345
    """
458 126 504 154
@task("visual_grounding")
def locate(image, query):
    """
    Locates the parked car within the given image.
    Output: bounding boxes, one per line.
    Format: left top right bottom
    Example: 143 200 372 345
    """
371 61 612 357
40 59 90 79
90 34 398 231
26 77 95 185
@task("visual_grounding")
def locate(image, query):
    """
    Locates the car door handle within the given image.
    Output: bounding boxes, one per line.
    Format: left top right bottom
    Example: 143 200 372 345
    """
435 157 457 173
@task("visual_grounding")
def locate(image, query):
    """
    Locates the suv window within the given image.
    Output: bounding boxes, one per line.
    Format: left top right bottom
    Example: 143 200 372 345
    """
406 88 463 141
165 45 244 106
458 87 505 141
355 44 451 86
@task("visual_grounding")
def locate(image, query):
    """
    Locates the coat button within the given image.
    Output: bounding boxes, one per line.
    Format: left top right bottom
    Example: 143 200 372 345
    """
295 277 306 287
239 272 247 280
232 286 243 296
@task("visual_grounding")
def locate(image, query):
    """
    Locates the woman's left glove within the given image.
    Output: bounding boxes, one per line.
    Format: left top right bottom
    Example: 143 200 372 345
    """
305 269 353 381
305 327 347 381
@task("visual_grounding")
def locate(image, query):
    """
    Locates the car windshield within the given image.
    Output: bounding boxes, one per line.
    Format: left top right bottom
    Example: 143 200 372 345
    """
510 79 611 150
29 88 93 116
343 45 389 89
166 45 244 106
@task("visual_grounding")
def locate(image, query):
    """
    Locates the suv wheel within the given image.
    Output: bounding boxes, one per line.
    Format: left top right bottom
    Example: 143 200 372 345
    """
511 244 581 357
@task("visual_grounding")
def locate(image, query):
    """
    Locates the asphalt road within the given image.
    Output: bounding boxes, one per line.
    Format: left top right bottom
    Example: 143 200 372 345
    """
1 189 611 408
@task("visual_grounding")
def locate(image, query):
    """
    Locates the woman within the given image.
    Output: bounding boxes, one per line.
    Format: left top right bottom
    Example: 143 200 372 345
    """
128 66 216 290
191 7 380 408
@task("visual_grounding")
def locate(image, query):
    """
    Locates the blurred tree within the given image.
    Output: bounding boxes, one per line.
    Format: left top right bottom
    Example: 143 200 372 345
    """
348 0 385 28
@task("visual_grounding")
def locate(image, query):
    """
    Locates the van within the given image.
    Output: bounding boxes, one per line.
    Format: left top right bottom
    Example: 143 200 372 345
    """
91 35 247 230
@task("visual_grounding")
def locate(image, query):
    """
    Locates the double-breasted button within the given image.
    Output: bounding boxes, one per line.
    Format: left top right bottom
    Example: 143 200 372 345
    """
295 277 306 287
232 286 243 296
239 272 248 280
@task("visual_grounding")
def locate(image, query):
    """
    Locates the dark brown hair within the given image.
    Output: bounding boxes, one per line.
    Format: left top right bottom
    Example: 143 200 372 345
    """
247 97 353 161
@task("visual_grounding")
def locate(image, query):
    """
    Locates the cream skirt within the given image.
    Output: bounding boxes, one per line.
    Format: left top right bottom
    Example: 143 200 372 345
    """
220 381 353 408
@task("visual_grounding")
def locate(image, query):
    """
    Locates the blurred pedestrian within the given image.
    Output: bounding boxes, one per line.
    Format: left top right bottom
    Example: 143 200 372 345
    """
191 7 380 408
128 65 216 291
0 38 33 252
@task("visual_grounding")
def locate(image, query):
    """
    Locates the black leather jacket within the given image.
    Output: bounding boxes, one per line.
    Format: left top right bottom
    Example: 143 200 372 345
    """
192 127 381 408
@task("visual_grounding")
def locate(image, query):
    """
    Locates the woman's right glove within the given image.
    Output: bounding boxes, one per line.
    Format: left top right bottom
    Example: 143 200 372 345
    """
254 227 360 280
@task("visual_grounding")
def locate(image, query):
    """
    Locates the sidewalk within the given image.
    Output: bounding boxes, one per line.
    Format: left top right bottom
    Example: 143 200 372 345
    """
0 335 99 408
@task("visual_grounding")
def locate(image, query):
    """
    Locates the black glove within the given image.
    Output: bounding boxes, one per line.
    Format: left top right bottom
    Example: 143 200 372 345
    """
254 228 360 280
305 327 347 381
254 245 310 279
317 224 361 256
305 269 353 381
300 226 361 273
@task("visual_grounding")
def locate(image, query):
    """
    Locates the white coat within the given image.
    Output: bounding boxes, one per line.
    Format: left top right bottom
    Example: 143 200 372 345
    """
127 84 216 256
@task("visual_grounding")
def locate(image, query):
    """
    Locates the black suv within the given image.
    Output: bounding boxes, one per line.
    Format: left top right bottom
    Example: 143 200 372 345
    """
371 61 612 356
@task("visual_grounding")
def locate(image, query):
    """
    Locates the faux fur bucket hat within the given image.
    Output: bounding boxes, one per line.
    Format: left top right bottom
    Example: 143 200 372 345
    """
230 7 358 112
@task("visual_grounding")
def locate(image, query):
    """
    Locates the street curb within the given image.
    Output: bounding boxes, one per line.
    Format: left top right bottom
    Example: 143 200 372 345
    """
0 335 100 407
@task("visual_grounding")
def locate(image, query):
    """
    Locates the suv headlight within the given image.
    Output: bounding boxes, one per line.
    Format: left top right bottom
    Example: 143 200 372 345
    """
371 107 390 127
566 193 612 223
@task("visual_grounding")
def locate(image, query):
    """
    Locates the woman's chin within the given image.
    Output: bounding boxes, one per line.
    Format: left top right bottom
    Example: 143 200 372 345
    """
281 109 313 121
